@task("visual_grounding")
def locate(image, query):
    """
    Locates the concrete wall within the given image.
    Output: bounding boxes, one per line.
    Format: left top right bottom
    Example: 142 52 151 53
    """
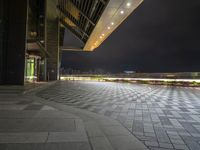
45 0 60 81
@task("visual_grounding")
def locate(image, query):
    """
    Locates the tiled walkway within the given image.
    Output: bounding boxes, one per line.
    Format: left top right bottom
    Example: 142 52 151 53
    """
38 81 200 150
0 94 91 150
0 82 147 150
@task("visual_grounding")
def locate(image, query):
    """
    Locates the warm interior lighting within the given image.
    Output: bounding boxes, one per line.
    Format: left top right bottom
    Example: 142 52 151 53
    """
102 33 105 36
120 10 124 14
100 36 102 39
107 26 111 29
111 22 114 25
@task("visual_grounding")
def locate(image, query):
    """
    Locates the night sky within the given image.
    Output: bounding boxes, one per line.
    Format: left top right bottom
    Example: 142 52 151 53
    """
62 0 200 73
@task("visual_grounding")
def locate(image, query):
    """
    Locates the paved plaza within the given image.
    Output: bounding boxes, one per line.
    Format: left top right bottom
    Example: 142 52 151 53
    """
0 82 147 150
37 81 200 150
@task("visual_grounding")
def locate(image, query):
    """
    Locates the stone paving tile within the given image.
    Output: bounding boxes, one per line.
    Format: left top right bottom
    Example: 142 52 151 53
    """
0 105 28 110
0 132 48 143
145 141 159 147
38 81 200 150
84 122 105 138
47 132 88 142
0 142 91 150
24 104 44 110
173 144 189 150
108 135 148 150
89 137 114 150
159 142 173 149
101 125 131 136
0 118 76 132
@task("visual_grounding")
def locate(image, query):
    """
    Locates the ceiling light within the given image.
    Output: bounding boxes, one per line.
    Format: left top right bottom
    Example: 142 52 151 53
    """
111 22 114 25
95 41 98 45
107 26 111 30
120 10 124 14
126 2 131 7
100 36 102 39
102 33 105 36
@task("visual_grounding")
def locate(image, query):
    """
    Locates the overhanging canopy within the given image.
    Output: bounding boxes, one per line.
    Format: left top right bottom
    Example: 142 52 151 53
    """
58 0 143 51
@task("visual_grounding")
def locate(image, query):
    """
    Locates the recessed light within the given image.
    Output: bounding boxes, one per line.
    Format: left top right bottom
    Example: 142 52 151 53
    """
111 22 114 25
126 2 131 7
107 26 111 30
102 33 105 36
100 36 102 39
120 10 124 14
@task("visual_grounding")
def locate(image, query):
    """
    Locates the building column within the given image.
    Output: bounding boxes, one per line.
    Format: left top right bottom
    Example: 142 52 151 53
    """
45 0 60 81
0 0 3 84
0 0 28 85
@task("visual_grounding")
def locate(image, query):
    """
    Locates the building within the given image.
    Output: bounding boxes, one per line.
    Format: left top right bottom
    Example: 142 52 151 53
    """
0 0 143 85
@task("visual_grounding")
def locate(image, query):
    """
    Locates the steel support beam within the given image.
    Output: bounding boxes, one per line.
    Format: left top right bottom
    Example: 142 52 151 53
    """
57 5 89 37
69 0 95 26
60 19 86 44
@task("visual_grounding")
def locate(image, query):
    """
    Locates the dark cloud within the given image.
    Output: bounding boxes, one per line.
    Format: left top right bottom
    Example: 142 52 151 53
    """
62 0 200 73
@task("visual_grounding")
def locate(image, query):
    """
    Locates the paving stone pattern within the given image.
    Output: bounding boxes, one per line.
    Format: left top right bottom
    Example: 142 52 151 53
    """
0 94 91 150
38 81 200 150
